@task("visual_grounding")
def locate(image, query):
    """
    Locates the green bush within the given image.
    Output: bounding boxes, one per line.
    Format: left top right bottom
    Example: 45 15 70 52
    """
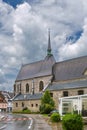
22 107 31 114
40 104 54 114
50 112 60 122
39 104 45 114
44 104 54 114
22 107 28 111
62 114 83 130
40 90 55 114
22 109 31 114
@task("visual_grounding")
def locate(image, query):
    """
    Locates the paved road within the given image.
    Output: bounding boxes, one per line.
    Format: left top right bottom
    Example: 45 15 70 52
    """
0 113 52 130
25 114 52 130
1 113 87 130
28 114 87 130
0 113 32 130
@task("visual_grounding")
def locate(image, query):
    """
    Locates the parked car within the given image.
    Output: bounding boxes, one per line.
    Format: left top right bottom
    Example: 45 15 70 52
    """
48 110 59 116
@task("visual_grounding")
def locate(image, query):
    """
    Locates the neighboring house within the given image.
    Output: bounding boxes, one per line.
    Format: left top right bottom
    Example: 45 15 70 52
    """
12 31 87 115
0 91 14 112
0 92 7 112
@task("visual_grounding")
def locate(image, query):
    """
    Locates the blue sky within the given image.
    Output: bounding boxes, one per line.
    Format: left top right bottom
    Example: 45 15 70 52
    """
3 0 39 7
0 0 87 91
3 0 21 6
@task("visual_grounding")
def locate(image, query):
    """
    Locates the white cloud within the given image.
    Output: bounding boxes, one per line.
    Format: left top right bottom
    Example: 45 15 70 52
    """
0 0 87 91
58 18 87 61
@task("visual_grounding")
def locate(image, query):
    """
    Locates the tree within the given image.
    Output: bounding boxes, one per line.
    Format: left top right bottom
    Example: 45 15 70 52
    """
40 90 55 114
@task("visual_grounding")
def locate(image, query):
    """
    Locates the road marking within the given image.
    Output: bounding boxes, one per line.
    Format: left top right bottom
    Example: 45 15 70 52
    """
28 118 33 129
2 117 30 121
0 125 7 130
0 117 33 129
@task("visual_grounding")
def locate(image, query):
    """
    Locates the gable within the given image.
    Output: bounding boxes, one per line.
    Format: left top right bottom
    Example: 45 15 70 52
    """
83 69 87 75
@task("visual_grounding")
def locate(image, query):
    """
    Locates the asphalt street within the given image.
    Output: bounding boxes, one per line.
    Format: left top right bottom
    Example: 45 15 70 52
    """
0 113 52 130
25 114 52 130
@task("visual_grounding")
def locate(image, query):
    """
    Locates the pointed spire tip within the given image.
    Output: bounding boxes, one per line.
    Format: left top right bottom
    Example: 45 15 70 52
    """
47 28 52 56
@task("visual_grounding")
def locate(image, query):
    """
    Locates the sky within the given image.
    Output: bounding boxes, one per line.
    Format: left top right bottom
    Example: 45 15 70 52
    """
0 0 87 91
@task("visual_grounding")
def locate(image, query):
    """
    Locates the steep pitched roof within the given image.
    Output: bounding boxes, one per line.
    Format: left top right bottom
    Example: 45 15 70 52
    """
46 79 87 91
54 56 87 81
16 30 56 81
16 55 55 81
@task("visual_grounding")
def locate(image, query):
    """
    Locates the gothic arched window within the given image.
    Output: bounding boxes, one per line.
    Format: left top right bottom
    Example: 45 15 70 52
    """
26 83 29 93
14 84 16 92
39 81 44 92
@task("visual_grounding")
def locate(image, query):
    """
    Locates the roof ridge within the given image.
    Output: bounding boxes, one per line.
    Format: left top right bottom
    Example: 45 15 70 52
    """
22 60 43 67
56 55 87 64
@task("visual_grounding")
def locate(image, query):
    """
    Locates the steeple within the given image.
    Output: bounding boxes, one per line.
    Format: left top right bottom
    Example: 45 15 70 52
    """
47 29 52 56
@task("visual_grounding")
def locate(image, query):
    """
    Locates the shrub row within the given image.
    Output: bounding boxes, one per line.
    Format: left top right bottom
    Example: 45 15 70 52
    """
62 114 83 130
50 113 83 130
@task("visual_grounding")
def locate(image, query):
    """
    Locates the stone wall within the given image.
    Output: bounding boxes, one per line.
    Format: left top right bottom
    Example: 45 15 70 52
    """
12 99 41 112
52 87 87 110
13 77 87 112
14 75 52 95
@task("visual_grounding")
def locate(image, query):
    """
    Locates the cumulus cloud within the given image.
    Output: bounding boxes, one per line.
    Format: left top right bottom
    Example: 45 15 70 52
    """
0 0 87 91
58 17 87 61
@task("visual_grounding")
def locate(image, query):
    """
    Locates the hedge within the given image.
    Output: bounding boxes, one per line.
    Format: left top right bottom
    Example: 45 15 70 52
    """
62 114 83 130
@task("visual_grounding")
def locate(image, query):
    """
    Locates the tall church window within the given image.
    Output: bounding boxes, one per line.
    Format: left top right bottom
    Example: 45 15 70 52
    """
26 83 29 93
14 84 16 92
39 81 44 92
17 83 21 93
17 84 19 92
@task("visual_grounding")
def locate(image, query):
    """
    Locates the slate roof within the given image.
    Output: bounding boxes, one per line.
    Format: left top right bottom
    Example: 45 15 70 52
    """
16 55 55 81
54 56 87 81
46 79 87 91
13 93 43 101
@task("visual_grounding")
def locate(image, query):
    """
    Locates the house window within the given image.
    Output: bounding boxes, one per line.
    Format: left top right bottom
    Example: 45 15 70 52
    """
16 103 18 107
78 90 84 95
22 102 24 107
36 104 38 107
31 104 33 107
26 83 29 93
63 91 68 97
39 81 44 92
50 93 53 97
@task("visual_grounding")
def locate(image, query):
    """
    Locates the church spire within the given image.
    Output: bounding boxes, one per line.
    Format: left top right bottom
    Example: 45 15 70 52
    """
47 29 52 56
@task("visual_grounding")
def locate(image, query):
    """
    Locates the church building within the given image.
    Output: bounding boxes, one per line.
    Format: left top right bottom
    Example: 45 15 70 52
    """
13 31 87 114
